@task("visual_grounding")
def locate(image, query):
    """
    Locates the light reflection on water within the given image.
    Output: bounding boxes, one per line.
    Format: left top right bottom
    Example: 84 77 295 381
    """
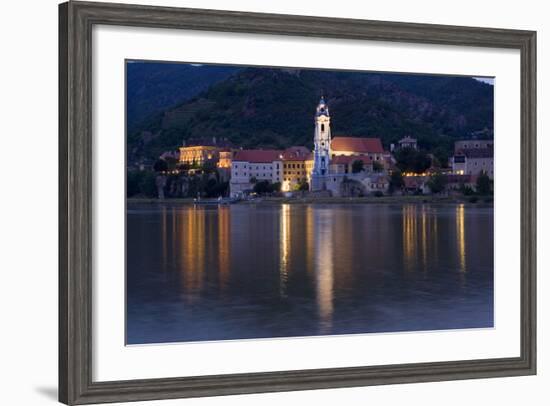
126 203 493 344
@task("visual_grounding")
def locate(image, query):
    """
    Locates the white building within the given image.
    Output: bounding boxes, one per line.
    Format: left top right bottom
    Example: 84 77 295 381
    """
451 139 494 179
229 150 283 197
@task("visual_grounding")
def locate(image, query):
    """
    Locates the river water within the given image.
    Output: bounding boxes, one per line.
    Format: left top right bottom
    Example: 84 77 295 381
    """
126 203 493 344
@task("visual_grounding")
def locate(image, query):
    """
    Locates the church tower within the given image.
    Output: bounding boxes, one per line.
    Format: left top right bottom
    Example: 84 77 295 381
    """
311 97 331 190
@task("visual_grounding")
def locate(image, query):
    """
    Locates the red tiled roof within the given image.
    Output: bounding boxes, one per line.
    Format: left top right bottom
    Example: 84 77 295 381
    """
403 177 424 188
457 148 494 158
331 137 385 154
233 149 283 163
331 155 373 165
282 146 312 161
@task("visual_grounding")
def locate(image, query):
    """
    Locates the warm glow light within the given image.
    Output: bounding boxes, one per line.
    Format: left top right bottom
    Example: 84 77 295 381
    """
314 210 334 333
218 207 231 291
181 207 205 301
279 204 291 298
402 205 417 272
456 204 466 273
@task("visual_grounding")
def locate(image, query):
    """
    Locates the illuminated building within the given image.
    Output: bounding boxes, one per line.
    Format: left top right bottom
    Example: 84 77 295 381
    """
178 137 233 167
450 140 494 179
309 97 390 195
281 146 313 192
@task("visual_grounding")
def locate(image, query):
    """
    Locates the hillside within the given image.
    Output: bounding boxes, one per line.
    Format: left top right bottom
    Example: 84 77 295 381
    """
127 67 494 165
126 61 238 131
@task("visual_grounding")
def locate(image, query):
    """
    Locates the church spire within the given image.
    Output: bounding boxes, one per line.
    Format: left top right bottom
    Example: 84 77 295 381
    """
315 96 329 117
312 96 332 182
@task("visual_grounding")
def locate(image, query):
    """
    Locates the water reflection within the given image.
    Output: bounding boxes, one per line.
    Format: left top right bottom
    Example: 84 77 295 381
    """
402 205 439 273
127 203 494 344
314 210 334 333
402 205 417 272
279 204 291 298
180 207 205 300
456 204 466 273
218 206 231 291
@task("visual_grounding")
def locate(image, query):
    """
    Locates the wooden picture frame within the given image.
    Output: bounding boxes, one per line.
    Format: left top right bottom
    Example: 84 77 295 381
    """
59 1 536 404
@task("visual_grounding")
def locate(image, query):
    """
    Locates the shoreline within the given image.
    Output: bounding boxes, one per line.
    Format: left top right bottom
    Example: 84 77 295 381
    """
127 195 493 206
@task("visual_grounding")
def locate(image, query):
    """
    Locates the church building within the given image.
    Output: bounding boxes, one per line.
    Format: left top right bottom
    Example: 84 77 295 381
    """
310 97 390 194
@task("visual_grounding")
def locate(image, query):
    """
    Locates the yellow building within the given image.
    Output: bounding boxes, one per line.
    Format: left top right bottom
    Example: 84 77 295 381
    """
217 150 233 169
179 145 220 166
281 146 313 191
178 137 233 167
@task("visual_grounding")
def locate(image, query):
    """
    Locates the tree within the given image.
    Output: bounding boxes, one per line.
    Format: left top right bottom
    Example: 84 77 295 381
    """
298 178 309 191
271 182 282 193
432 146 450 168
253 180 272 195
164 156 178 171
476 171 492 195
372 161 384 172
427 172 447 194
351 159 364 173
153 159 168 173
394 147 431 174
139 171 157 197
389 170 404 194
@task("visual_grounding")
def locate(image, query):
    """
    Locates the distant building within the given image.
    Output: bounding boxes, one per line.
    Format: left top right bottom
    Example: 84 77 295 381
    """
445 174 477 192
331 136 389 164
229 150 282 197
329 155 373 174
454 139 493 152
227 97 405 197
397 136 418 150
159 150 180 161
451 139 494 178
178 137 233 166
281 146 313 191
217 150 233 169
309 97 390 195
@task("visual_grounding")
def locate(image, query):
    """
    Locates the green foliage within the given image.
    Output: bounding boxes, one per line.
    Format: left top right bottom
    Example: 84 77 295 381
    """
427 172 448 194
153 159 168 172
128 67 494 166
372 161 383 172
253 180 272 195
459 183 475 196
164 156 178 171
126 170 157 197
431 146 451 168
298 178 309 191
394 147 432 173
351 159 365 173
373 191 384 197
476 172 492 195
126 170 158 198
388 170 404 194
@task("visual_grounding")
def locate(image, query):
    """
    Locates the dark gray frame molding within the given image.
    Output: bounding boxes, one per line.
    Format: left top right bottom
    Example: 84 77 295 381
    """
59 1 536 404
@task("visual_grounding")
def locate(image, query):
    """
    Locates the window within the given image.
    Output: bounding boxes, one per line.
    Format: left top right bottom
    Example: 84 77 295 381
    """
321 124 325 132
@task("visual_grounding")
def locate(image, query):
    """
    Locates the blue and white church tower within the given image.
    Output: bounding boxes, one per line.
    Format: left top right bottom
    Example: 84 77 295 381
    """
311 97 332 190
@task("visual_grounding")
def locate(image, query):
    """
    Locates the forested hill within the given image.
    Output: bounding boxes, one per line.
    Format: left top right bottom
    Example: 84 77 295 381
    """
126 61 238 131
128 66 494 165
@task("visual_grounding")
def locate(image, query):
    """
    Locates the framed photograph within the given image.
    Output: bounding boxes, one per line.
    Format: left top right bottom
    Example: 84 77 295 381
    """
59 1 536 404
